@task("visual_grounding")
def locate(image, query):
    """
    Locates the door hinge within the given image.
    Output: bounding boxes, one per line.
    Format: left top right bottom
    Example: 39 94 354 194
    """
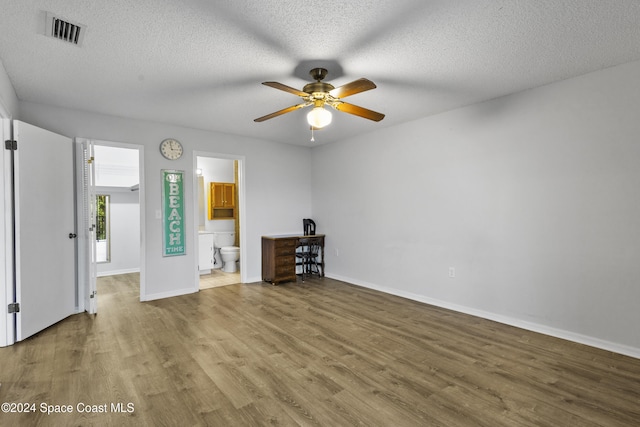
8 302 20 313
5 140 17 150
90 291 97 299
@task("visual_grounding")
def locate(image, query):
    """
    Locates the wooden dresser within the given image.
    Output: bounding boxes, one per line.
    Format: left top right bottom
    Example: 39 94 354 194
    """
262 234 325 285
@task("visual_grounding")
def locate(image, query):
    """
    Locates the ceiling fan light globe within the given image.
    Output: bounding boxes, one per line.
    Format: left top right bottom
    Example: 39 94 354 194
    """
307 107 332 128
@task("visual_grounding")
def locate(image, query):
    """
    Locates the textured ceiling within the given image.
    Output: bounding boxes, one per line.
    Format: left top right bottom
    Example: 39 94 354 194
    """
2 0 640 146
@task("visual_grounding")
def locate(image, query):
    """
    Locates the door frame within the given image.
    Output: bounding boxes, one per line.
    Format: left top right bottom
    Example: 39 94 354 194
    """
76 139 96 313
193 151 247 288
76 139 145 308
1 118 12 346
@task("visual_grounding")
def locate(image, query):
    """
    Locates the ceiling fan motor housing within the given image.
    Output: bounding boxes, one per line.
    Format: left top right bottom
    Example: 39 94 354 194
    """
310 67 328 81
304 67 334 98
303 81 334 96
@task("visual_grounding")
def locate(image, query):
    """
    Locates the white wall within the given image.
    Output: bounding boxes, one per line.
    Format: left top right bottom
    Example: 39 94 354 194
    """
312 59 640 358
96 189 141 276
18 102 313 298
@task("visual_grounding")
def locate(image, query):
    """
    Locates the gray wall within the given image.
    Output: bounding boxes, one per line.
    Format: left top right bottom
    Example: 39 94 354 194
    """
311 59 640 357
0 60 18 117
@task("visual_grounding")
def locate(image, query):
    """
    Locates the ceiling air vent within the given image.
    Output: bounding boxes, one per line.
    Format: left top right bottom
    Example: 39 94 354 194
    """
45 12 86 46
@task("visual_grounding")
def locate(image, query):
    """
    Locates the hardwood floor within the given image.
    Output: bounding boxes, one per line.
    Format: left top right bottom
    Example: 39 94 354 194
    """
1 273 639 426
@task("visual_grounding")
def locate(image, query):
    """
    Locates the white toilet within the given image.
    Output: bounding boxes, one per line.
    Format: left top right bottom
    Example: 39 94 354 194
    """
213 231 240 273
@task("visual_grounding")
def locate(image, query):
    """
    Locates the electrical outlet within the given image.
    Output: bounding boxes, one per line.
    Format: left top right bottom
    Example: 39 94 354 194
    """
449 267 455 278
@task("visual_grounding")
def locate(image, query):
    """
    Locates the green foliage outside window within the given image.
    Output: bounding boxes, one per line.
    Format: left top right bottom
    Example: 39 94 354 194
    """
96 195 108 241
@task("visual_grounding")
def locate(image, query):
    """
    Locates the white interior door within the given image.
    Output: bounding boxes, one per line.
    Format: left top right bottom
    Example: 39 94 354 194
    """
77 139 97 314
14 120 76 340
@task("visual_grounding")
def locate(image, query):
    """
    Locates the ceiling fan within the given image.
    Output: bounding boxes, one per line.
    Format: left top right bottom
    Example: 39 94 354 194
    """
254 68 385 129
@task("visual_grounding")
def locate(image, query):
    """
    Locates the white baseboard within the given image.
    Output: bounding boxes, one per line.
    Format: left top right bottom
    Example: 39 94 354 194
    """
141 286 198 302
246 275 262 284
326 273 640 360
97 267 140 277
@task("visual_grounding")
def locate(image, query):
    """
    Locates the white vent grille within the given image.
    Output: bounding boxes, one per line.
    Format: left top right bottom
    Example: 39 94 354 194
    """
45 12 86 46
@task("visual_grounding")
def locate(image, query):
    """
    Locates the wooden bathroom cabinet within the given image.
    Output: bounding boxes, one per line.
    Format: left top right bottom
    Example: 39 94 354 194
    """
209 182 235 220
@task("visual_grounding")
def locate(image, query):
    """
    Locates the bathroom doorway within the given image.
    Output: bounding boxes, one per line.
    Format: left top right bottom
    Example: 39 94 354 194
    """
194 153 246 290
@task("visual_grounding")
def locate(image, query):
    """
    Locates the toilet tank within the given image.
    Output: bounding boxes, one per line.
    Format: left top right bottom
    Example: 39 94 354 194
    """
213 231 235 247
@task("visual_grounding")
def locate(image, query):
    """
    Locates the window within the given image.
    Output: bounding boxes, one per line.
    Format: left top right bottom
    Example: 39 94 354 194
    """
96 194 110 263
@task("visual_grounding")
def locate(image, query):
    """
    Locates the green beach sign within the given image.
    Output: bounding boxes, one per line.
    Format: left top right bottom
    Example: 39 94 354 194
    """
162 170 186 256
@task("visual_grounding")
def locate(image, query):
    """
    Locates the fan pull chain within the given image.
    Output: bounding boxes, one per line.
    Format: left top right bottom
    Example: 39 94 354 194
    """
310 126 315 142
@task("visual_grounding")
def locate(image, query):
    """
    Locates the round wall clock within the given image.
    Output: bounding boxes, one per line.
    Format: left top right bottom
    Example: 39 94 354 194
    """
159 138 183 160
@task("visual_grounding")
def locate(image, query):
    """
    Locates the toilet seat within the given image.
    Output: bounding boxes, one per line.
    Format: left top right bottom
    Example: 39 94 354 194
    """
220 246 239 273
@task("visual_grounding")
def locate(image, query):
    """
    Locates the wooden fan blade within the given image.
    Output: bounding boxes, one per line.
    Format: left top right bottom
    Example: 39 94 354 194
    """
262 81 309 97
329 78 377 99
334 102 385 122
254 103 308 122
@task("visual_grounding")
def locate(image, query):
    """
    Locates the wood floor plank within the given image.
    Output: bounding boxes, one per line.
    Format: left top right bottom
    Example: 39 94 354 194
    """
0 273 639 426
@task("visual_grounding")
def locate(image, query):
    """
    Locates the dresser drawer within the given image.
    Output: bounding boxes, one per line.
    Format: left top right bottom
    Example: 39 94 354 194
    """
275 237 295 248
275 254 295 267
275 264 295 278
275 245 294 256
